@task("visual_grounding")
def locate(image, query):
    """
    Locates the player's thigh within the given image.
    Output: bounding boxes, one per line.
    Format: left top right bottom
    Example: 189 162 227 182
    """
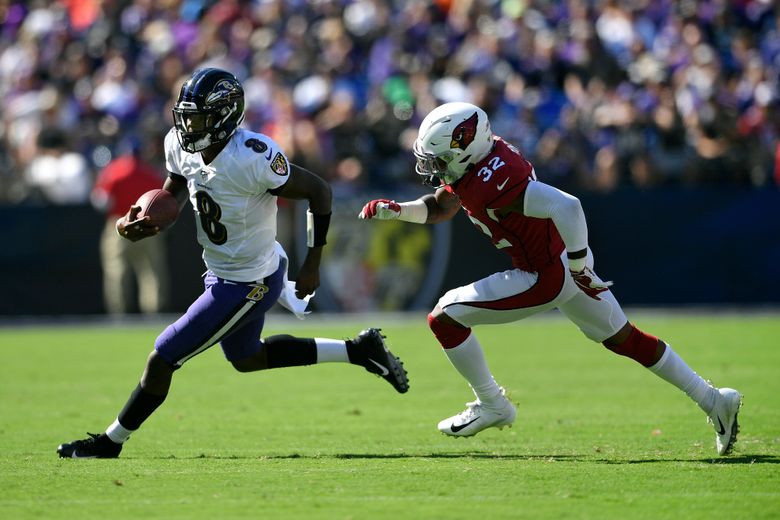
218 316 265 362
557 285 627 342
155 269 282 367
219 268 284 362
440 259 575 327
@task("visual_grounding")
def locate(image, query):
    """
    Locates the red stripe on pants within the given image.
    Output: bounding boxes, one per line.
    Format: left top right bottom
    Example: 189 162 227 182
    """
454 260 565 312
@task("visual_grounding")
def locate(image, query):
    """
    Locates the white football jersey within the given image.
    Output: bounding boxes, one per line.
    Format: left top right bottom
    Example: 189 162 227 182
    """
164 127 291 282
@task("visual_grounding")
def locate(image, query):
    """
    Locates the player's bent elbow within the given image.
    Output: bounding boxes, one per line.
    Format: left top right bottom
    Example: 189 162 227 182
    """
318 174 333 199
310 175 333 211
426 204 457 224
561 194 583 221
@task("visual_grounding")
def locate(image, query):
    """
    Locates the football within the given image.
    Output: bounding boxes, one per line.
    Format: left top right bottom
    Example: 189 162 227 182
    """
135 189 179 230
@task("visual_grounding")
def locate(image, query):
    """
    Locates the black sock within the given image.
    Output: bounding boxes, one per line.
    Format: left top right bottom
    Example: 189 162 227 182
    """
117 383 167 431
345 339 363 365
264 334 317 368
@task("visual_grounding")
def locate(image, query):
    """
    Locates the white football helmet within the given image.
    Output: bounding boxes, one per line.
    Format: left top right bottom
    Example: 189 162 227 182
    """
413 102 494 186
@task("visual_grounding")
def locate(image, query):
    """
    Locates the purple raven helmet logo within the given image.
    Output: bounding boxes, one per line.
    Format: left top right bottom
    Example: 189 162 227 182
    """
450 112 478 150
205 79 236 105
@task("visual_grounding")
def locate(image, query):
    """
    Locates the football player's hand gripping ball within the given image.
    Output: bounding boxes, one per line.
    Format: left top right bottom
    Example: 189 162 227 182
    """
359 199 401 220
116 205 160 242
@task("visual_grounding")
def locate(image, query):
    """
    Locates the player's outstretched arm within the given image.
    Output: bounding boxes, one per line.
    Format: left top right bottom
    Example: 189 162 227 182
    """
274 163 333 298
358 187 460 224
427 187 461 223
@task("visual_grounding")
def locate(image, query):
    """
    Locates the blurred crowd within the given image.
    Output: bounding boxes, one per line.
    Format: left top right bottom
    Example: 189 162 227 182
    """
1 0 779 206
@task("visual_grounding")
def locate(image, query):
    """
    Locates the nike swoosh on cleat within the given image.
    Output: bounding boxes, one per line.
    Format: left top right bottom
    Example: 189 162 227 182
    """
368 358 390 376
716 416 726 436
450 417 480 433
71 451 97 459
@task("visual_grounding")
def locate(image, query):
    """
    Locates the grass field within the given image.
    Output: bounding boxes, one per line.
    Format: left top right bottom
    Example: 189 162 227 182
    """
1 311 778 519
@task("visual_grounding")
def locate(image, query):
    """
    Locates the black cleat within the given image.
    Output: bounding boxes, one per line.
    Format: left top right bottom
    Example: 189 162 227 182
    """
350 328 409 393
57 433 122 459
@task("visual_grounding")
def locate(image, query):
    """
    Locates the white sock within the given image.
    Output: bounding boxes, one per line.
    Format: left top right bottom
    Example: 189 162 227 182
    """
105 418 134 444
314 338 349 363
443 332 502 405
649 343 718 414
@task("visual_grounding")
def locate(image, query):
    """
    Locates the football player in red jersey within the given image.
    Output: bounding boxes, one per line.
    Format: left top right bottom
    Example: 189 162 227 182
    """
360 102 741 455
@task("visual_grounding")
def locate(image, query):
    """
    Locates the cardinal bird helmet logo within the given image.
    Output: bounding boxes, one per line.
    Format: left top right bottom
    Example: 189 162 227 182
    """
450 112 478 150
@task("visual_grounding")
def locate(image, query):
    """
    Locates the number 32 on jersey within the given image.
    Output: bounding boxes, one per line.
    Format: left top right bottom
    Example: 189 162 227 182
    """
470 156 537 250
476 156 506 182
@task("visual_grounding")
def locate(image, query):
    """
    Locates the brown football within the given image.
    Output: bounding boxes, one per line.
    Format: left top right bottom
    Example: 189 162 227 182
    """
135 189 179 230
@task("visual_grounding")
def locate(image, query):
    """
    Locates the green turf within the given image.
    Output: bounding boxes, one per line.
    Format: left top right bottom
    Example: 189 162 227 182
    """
1 312 778 519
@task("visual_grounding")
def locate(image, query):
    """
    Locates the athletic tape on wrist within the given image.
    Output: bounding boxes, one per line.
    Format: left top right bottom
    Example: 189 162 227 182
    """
307 210 331 247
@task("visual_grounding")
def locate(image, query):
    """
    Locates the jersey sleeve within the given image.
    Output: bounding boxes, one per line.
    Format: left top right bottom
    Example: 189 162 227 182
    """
244 134 291 194
164 128 181 175
523 180 588 253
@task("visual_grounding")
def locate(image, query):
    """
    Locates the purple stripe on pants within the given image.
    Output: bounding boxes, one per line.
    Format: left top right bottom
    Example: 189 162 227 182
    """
155 261 284 366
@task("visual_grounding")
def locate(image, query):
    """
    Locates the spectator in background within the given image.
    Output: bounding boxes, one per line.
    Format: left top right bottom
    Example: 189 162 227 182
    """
24 126 91 204
648 87 688 186
91 137 169 314
1 0 778 199
684 105 747 186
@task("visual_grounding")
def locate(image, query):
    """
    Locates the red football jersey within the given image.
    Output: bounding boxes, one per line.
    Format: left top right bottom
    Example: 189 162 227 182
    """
445 137 565 272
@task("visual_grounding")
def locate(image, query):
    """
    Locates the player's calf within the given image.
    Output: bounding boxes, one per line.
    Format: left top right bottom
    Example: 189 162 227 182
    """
602 323 664 367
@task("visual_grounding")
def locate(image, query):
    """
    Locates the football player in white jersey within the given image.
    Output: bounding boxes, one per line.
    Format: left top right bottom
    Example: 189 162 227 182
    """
359 102 741 455
58 68 409 459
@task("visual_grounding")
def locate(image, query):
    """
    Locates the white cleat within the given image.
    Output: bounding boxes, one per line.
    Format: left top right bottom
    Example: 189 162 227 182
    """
438 388 516 437
707 387 742 456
